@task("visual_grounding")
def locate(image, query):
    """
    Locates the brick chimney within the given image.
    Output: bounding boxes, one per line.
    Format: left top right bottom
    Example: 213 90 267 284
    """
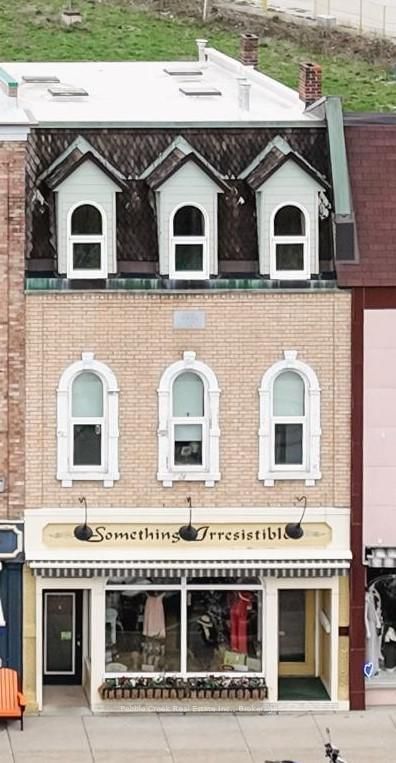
298 62 322 106
240 33 259 69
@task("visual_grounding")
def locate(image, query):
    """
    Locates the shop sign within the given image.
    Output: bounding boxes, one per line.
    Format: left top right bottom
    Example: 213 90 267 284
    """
43 522 332 548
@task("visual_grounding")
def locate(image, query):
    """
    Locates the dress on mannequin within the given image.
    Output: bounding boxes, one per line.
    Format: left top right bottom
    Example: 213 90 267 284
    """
143 593 166 639
365 587 383 675
230 592 252 653
384 626 396 671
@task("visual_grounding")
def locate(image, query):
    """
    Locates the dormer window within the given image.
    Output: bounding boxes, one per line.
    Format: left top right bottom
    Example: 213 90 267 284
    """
170 204 208 279
68 202 106 279
141 137 227 280
271 204 309 279
240 136 331 280
40 137 126 280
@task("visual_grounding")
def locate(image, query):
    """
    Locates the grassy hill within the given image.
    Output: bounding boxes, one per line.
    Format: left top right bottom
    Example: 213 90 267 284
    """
1 0 395 111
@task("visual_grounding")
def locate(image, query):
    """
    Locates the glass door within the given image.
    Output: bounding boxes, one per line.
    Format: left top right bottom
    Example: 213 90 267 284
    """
43 591 83 684
278 589 315 676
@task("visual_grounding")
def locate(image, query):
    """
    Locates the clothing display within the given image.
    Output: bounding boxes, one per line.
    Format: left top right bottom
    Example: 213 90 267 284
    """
230 593 253 653
384 626 396 671
365 575 396 678
143 593 166 639
365 588 383 675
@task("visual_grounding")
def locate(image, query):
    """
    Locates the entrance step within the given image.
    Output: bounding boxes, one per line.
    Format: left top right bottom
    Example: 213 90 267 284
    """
41 685 92 716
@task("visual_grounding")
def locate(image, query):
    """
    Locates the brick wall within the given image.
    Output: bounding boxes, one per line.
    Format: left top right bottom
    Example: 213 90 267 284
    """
25 290 351 510
0 142 26 519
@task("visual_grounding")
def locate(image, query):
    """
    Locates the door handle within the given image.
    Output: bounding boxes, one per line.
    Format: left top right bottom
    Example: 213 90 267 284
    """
279 631 286 636
76 639 81 647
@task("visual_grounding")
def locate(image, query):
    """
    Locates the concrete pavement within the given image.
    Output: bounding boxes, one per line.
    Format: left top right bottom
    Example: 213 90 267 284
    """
0 709 395 763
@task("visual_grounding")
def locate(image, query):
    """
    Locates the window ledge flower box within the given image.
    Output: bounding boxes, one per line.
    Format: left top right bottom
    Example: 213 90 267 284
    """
99 676 267 701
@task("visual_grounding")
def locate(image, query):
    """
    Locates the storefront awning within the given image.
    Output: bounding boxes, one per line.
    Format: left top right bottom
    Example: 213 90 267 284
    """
29 558 350 578
366 547 396 568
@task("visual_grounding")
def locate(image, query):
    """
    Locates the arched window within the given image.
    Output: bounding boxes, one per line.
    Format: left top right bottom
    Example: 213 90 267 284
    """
271 204 309 279
170 204 208 279
259 351 321 485
71 372 104 467
67 202 106 278
57 352 119 486
172 372 205 468
273 371 305 467
158 351 220 486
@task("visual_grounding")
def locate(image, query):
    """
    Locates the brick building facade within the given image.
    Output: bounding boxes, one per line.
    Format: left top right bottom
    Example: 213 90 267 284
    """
0 121 30 674
9 42 352 712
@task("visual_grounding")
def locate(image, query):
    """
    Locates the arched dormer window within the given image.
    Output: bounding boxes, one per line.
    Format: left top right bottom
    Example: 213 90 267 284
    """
57 352 119 487
157 351 220 486
259 350 321 486
271 204 309 279
170 204 209 279
67 202 106 279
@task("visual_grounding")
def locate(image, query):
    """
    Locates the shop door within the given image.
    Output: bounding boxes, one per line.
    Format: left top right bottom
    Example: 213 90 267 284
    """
43 591 83 684
278 589 315 676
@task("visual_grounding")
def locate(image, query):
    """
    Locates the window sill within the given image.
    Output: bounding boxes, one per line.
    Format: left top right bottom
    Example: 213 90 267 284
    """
260 470 321 487
157 471 220 487
58 471 119 488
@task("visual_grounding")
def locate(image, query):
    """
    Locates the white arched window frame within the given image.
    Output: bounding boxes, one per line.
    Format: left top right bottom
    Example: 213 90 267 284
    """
157 351 220 486
57 352 119 487
259 350 321 486
67 200 107 279
270 202 310 280
169 203 209 280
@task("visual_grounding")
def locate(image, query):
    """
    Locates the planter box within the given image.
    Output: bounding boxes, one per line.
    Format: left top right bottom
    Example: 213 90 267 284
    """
98 683 268 701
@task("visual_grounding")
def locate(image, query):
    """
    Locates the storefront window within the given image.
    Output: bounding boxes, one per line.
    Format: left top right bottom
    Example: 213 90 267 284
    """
105 584 263 675
105 591 180 672
366 573 396 678
187 590 261 672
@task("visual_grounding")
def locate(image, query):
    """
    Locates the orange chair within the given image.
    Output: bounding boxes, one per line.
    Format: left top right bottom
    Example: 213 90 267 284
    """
0 668 27 730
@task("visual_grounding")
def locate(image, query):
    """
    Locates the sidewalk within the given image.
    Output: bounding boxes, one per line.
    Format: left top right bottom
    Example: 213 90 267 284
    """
0 709 395 763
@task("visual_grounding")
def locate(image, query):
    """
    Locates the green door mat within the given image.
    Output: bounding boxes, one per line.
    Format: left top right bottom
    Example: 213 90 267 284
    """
278 677 330 701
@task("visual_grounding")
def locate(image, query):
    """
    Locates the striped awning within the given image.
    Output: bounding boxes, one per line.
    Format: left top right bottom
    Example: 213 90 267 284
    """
29 558 350 579
366 547 396 568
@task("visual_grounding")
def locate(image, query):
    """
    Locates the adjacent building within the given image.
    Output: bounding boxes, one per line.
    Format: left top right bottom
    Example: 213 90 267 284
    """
0 39 352 711
337 115 396 709
0 78 30 673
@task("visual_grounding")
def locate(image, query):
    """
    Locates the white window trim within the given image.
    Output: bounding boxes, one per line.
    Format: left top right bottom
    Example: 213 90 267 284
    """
169 202 210 280
67 200 108 279
57 352 119 487
259 350 321 486
157 351 220 487
270 202 310 280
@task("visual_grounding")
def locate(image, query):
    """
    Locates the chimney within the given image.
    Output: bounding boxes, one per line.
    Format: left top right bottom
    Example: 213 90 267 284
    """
238 77 251 112
196 39 208 64
240 33 259 69
298 62 322 106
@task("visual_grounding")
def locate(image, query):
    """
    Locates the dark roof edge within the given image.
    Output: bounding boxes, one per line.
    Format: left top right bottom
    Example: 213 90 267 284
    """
344 112 396 125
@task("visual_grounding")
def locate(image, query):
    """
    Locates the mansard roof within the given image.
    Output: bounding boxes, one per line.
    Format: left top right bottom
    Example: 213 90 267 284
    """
240 135 329 191
38 135 127 190
141 136 229 191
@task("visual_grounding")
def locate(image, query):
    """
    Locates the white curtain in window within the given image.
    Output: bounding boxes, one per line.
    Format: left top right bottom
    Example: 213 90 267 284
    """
273 371 305 416
173 372 204 417
72 372 103 417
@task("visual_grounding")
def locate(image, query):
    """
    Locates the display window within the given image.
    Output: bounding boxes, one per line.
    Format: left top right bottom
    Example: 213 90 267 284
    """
105 579 263 676
366 571 396 678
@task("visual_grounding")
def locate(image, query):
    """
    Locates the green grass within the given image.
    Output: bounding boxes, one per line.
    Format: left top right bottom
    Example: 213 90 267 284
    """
1 0 395 111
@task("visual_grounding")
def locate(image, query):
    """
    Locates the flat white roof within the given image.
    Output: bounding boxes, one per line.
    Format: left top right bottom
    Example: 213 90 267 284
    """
0 48 321 126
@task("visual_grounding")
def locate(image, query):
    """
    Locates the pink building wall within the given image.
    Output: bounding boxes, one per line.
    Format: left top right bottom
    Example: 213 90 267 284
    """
364 309 396 548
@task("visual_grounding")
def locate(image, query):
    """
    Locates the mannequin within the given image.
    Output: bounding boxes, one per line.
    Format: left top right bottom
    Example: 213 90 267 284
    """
365 585 383 675
143 592 166 639
230 592 253 653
